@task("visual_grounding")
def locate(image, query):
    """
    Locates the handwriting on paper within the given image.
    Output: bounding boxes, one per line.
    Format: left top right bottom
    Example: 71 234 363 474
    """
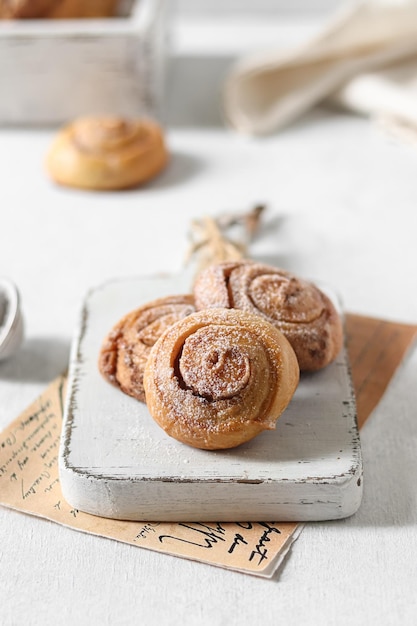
0 398 61 501
156 521 282 565
133 520 291 571
0 376 299 577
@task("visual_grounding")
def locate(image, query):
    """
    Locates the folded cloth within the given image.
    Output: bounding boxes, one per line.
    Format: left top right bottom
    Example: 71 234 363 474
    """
223 0 417 135
330 56 417 135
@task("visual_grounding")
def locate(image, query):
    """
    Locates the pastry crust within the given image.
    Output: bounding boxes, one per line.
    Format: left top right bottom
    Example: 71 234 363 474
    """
143 308 299 450
0 0 53 18
99 295 196 403
46 116 168 190
47 0 119 18
0 0 119 19
193 260 343 371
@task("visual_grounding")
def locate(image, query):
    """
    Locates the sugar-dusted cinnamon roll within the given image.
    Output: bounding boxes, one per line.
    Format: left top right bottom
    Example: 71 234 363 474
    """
99 295 196 403
46 116 168 190
143 308 299 450
193 260 343 371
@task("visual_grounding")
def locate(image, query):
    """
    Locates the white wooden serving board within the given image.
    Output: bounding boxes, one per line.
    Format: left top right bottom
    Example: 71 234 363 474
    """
59 274 363 522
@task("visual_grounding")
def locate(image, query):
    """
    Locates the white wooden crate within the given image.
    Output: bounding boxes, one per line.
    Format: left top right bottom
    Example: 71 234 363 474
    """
0 0 168 125
59 274 363 523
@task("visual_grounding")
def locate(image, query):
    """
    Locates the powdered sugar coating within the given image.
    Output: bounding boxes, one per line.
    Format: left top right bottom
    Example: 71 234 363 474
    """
143 308 299 450
193 260 343 371
179 327 252 400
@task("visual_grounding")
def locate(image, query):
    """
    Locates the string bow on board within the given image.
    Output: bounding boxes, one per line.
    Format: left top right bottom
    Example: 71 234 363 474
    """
185 204 265 273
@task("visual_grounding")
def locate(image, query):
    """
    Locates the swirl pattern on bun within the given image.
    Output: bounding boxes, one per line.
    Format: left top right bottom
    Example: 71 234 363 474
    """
99 295 196 403
144 308 299 450
46 116 168 190
193 260 343 371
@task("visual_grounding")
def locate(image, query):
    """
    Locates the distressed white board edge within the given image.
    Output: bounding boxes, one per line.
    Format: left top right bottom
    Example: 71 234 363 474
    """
59 274 363 522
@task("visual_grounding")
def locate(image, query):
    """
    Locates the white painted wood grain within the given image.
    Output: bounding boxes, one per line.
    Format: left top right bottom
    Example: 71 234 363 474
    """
60 274 362 522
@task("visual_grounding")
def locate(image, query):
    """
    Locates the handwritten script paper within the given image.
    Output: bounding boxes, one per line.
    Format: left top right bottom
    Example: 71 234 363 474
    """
1 314 416 578
0 376 299 577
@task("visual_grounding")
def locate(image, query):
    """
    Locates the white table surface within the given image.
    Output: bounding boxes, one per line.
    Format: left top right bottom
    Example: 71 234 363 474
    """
1 14 417 626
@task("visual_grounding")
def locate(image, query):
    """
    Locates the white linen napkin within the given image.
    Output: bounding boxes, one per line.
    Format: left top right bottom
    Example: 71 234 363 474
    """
223 0 417 135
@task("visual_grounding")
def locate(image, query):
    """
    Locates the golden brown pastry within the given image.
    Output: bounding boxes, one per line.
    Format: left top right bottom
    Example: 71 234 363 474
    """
46 116 168 190
47 0 119 18
193 260 343 372
143 308 299 450
0 0 119 19
99 295 196 403
0 0 52 18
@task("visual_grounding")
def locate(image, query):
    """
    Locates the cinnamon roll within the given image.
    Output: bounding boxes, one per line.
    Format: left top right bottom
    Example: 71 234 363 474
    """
0 0 53 18
193 260 343 371
143 308 299 450
47 0 120 18
0 0 119 18
46 116 168 190
99 295 196 403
